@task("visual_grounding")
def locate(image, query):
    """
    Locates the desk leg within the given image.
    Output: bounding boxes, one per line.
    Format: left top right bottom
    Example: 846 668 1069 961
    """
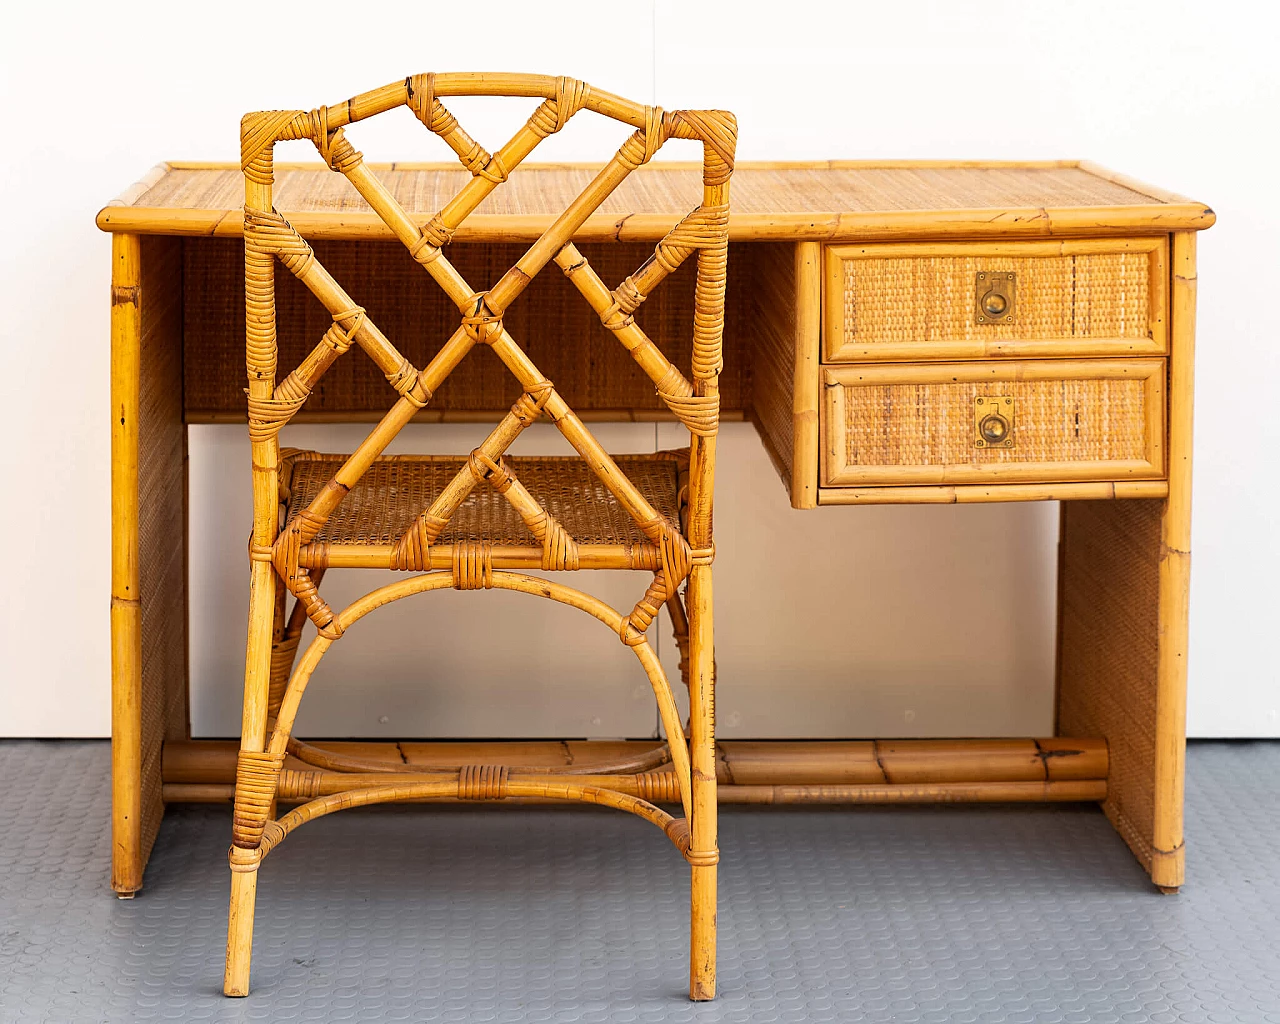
110 234 187 895
1057 231 1196 891
110 234 143 895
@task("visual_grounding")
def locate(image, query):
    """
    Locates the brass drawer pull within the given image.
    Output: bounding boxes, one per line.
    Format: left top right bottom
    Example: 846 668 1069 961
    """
974 395 1015 448
975 271 1016 324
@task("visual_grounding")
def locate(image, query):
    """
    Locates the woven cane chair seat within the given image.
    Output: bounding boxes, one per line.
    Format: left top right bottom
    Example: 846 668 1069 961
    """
282 449 685 548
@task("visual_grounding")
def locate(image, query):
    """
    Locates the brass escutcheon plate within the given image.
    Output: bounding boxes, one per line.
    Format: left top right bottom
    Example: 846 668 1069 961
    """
975 271 1017 324
974 395 1015 449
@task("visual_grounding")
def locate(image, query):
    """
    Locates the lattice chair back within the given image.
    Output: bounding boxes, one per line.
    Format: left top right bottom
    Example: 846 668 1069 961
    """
238 74 734 644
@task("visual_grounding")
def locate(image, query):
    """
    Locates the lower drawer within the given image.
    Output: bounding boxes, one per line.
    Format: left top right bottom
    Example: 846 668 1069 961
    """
822 359 1165 487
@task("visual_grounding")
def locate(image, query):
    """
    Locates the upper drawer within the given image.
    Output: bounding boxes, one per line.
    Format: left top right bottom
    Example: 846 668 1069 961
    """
823 239 1167 362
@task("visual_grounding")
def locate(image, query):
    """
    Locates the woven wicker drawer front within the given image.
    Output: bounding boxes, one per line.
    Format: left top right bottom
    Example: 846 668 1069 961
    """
822 359 1165 487
824 239 1167 362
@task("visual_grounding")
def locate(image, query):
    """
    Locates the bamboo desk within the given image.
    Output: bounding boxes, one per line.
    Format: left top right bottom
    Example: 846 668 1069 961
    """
97 160 1213 897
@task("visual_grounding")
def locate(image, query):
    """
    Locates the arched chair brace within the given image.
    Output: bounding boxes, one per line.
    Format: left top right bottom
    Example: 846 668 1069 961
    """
225 72 734 1002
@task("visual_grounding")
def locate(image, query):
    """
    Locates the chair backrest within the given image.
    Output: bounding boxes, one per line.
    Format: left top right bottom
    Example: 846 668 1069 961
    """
238 73 735 639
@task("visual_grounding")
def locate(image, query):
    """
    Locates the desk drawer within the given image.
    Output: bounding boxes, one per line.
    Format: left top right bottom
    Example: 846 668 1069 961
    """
824 239 1167 362
822 359 1165 487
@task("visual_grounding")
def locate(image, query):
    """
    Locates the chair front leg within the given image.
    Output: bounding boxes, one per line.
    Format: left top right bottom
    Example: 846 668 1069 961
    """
686 563 717 1000
224 556 282 996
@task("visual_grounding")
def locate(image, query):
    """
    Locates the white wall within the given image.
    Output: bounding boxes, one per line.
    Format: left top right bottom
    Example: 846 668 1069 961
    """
1 0 1275 737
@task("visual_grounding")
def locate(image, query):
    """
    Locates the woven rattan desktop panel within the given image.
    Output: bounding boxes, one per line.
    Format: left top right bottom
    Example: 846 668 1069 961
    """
822 359 1165 487
824 240 1167 362
183 240 751 419
136 164 1161 218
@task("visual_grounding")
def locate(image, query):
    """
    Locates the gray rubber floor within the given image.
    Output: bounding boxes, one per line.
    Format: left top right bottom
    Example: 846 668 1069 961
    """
2 741 1279 1023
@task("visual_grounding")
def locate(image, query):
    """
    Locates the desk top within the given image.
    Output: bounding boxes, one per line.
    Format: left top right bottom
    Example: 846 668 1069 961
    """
97 160 1214 242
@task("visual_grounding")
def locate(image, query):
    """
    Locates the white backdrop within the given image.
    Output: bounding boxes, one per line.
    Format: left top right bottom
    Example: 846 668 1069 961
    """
1 0 1275 737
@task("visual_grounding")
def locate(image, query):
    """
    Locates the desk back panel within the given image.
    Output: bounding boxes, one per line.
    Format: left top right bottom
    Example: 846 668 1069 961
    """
181 240 754 421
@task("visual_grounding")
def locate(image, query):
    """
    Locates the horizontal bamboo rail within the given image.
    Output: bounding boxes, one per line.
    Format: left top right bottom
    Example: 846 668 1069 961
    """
165 780 1106 804
96 204 1216 243
164 737 1107 797
818 481 1171 504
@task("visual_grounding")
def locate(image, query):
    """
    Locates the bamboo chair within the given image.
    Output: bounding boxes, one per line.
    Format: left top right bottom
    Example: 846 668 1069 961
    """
224 73 735 1000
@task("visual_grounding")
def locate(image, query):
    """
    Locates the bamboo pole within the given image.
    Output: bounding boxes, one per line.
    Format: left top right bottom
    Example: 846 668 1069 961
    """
299 543 663 571
110 233 143 898
165 780 1108 805
818 481 1170 505
792 242 821 508
1150 231 1197 892
225 140 278 1000
164 738 1108 789
95 203 1217 245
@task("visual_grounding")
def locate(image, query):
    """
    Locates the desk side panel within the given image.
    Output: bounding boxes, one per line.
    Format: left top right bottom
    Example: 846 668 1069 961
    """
137 235 188 874
1057 498 1162 879
750 242 820 507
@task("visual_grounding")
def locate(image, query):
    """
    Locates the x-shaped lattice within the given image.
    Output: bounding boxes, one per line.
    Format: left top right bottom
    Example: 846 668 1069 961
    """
239 74 735 651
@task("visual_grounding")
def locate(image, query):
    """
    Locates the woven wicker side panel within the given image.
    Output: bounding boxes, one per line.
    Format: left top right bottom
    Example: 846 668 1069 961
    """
184 240 749 417
1057 499 1162 870
842 252 1152 347
839 378 1147 467
749 244 796 484
747 245 793 486
137 236 187 864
